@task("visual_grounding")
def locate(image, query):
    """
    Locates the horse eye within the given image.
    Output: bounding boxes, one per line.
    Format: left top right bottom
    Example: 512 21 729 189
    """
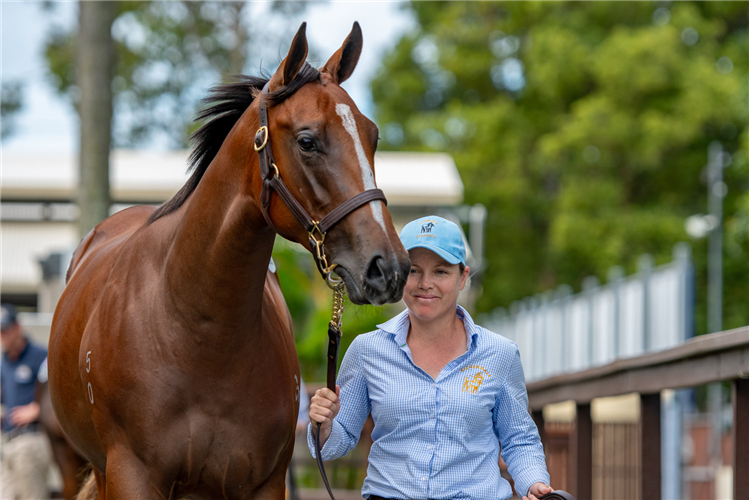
297 137 316 152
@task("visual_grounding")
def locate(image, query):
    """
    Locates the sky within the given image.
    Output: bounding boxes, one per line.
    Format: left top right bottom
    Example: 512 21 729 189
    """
1 1 415 154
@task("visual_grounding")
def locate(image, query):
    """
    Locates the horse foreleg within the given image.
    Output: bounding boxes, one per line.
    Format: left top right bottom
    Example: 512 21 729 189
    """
104 448 163 500
250 463 291 500
54 440 87 500
94 468 106 500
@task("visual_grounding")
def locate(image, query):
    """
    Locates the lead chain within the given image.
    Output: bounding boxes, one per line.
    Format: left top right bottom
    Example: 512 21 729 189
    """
330 283 346 331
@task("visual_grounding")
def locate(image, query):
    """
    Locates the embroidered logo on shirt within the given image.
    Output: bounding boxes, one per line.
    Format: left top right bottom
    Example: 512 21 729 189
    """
460 364 491 394
14 365 33 384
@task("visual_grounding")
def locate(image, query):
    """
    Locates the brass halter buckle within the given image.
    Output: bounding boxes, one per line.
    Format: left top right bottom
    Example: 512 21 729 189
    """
254 126 269 152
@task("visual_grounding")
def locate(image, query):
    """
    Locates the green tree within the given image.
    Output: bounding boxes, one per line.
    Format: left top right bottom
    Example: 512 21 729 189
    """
1 81 24 139
44 1 306 148
372 1 749 334
272 241 393 382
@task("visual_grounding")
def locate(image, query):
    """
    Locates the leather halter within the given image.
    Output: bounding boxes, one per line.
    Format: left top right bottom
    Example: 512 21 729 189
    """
254 83 387 285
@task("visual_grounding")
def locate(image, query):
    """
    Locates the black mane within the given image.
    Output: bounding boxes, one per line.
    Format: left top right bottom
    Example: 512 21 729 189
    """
148 63 321 223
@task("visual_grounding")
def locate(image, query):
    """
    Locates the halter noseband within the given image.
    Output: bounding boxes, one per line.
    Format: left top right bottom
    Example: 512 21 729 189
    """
254 83 387 287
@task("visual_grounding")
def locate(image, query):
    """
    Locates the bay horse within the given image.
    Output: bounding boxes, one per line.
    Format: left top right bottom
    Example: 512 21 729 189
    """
48 22 409 500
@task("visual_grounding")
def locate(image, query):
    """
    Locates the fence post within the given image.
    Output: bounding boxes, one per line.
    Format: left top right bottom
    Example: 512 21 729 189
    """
638 254 654 353
540 291 554 379
673 243 694 342
607 266 624 360
640 392 661 499
556 284 573 374
582 276 599 368
734 378 749 497
574 403 592 500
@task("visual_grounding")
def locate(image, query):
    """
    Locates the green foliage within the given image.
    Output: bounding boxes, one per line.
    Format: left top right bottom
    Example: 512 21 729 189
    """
272 241 394 381
1 81 24 138
372 1 749 333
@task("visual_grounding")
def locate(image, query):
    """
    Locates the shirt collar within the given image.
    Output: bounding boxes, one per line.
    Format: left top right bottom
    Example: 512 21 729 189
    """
377 305 480 350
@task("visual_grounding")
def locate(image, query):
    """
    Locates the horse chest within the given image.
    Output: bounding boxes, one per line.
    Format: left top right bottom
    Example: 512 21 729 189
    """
162 410 294 498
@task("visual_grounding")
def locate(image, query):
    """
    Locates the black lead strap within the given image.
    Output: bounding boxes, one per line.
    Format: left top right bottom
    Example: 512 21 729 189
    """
314 282 345 500
314 322 342 500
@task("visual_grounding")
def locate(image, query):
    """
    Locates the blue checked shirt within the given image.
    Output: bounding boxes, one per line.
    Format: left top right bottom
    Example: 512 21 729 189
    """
307 306 549 500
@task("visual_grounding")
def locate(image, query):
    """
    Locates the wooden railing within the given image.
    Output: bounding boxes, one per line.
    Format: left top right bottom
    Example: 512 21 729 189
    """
526 325 749 500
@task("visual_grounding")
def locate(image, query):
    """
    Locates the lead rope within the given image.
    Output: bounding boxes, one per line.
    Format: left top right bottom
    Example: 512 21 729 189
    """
314 282 346 500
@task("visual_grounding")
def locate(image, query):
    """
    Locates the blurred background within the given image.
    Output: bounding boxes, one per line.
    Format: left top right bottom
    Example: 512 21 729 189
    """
1 2 747 499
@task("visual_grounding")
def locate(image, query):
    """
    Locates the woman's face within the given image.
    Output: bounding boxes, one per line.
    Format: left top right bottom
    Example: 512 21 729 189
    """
403 247 469 324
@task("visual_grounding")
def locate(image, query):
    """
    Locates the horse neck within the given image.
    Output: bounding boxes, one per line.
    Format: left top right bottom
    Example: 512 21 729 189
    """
162 113 273 332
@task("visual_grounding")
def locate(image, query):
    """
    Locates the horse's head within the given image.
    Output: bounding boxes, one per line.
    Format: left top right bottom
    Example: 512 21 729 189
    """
255 23 409 306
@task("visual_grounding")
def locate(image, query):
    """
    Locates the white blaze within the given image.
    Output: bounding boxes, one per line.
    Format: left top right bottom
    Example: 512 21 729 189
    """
335 103 386 232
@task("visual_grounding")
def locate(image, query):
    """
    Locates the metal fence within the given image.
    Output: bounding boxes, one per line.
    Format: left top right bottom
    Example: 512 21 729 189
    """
483 243 694 382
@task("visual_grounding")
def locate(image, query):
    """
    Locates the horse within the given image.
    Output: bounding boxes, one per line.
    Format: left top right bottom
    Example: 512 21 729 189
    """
47 22 410 500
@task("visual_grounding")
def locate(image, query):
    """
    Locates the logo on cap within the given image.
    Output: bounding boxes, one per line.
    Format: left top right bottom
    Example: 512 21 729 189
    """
421 222 435 234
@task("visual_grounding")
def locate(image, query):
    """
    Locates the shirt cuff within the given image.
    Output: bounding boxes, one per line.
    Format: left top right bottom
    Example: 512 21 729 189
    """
512 468 551 498
306 421 344 460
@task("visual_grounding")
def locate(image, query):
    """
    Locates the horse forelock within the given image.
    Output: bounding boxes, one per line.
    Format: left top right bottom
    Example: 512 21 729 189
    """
147 63 321 225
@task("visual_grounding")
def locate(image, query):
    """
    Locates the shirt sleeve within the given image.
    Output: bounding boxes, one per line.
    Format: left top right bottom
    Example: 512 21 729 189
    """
307 336 371 461
37 358 49 384
493 346 550 497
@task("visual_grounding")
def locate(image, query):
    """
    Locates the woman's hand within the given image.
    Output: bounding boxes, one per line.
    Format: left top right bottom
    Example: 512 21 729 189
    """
523 482 553 500
309 385 340 447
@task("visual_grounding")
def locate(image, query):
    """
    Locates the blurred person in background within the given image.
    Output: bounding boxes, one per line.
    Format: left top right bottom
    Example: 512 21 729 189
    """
1 304 51 500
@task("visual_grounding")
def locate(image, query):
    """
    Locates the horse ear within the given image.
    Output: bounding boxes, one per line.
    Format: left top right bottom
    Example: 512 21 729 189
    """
322 22 362 85
269 22 309 92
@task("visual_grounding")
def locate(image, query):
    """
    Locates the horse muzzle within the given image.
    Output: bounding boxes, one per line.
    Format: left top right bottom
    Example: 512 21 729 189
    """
335 253 409 306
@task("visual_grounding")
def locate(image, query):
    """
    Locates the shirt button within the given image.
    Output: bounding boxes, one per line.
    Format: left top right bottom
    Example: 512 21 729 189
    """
430 413 434 418
431 382 436 388
421 477 426 481
427 445 433 450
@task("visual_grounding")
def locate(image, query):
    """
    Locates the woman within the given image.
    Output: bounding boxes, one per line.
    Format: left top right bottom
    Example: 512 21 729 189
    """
309 216 552 500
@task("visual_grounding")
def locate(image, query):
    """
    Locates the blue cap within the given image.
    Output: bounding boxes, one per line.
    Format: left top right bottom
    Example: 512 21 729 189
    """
399 216 466 265
1 304 18 330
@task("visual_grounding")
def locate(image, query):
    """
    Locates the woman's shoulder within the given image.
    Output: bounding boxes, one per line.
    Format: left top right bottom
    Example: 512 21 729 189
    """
474 323 519 354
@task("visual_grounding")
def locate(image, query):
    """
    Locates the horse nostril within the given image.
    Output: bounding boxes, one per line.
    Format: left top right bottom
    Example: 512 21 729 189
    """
365 255 388 292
